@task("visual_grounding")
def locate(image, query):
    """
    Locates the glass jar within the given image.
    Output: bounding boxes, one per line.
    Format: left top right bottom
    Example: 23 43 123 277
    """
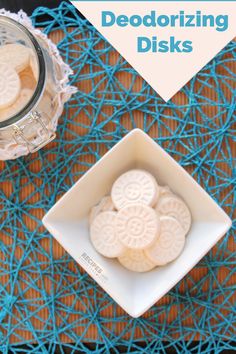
0 15 75 160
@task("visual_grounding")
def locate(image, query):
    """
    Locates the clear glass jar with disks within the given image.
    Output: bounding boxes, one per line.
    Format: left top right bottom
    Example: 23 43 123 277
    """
0 15 74 160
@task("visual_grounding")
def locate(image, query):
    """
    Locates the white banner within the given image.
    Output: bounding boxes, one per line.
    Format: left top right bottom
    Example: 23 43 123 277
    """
71 1 236 101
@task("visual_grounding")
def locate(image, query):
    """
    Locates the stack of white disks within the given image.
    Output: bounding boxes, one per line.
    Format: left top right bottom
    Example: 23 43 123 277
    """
89 169 191 272
0 44 38 122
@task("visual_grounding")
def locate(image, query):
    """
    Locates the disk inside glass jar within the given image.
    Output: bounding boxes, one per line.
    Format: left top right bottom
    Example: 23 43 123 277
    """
0 17 39 122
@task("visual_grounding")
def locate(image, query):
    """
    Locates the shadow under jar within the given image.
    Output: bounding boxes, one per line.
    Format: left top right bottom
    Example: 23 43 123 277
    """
0 16 69 160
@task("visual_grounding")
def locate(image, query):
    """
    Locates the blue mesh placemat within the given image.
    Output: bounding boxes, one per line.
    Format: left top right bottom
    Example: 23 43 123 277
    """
0 2 235 353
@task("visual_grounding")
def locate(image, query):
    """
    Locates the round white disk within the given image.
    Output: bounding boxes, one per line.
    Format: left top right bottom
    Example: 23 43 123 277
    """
153 185 173 208
159 185 173 197
89 196 116 225
145 216 185 266
111 169 159 210
156 195 191 234
0 44 30 73
118 248 155 272
0 63 20 109
90 211 125 258
115 204 159 249
19 67 37 90
0 88 33 121
100 196 116 212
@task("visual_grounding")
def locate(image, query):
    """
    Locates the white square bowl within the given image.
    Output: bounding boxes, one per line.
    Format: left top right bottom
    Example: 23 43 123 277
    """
42 129 232 318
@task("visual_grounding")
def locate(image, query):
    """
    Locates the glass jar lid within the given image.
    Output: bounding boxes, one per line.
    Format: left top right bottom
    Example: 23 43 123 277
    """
0 16 45 128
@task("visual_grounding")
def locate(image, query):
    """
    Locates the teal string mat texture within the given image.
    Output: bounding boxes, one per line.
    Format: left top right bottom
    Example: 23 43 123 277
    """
0 2 235 353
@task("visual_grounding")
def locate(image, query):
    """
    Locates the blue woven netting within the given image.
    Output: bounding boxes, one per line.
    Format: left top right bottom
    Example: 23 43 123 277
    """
0 2 235 353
